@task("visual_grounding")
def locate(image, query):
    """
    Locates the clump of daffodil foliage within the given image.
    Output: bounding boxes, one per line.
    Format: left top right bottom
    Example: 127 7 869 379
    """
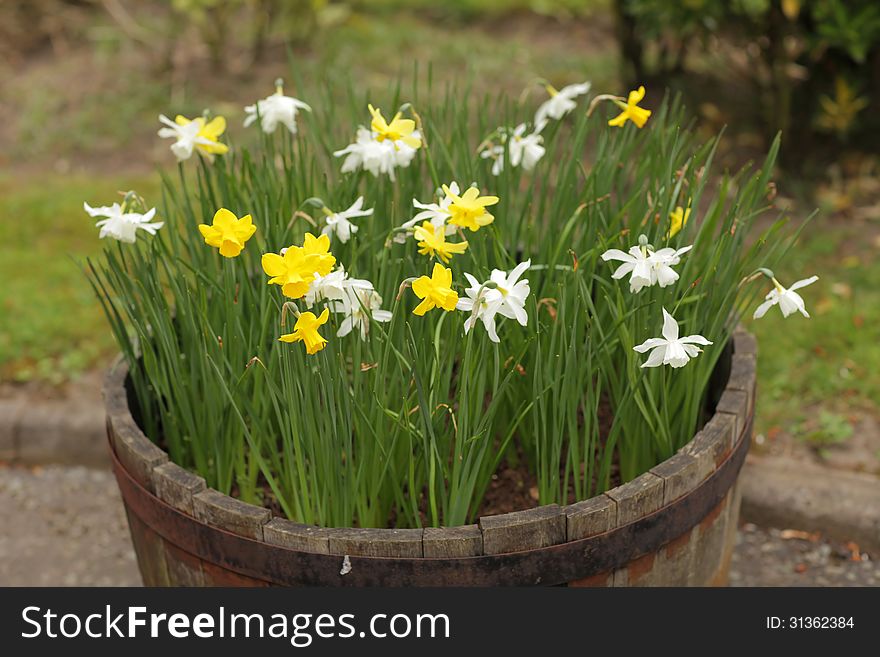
87 77 813 529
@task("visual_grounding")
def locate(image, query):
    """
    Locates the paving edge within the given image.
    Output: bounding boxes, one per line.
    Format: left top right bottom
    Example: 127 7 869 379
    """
739 454 880 555
0 394 107 467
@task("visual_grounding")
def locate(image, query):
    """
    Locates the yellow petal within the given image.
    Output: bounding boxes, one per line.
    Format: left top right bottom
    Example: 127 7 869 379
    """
441 184 460 202
278 333 299 343
295 311 317 328
198 224 220 246
315 233 331 251
261 252 286 276
201 141 229 155
630 107 652 128
219 240 243 258
608 112 628 128
411 276 432 298
394 118 415 132
212 208 238 230
413 297 434 316
432 263 451 286
281 279 310 299
461 187 480 202
305 337 327 355
202 116 227 138
233 215 256 242
439 290 459 311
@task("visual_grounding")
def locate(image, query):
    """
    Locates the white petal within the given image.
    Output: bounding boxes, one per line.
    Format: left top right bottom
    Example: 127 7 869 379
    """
655 264 679 288
508 300 528 326
560 81 591 98
679 334 712 346
640 346 667 368
483 313 500 343
777 292 801 318
752 298 776 319
663 342 690 367
633 337 667 353
508 259 531 286
601 249 633 263
788 275 818 291
463 273 482 291
612 262 635 280
463 314 476 335
337 316 354 338
661 308 679 342
681 343 702 358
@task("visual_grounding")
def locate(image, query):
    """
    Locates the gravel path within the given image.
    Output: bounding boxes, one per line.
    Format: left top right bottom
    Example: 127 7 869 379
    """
1 463 877 587
730 523 878 586
0 464 140 586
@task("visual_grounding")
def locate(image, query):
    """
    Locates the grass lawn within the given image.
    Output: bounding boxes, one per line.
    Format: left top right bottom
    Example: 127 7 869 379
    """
0 173 159 383
744 218 880 441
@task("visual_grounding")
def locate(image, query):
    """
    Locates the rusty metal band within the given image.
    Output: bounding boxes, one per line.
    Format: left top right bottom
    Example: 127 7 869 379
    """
111 417 751 587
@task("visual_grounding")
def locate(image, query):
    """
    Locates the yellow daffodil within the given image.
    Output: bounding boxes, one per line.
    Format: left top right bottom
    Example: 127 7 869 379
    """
414 221 468 263
198 208 256 258
411 263 459 316
667 206 690 239
262 233 336 299
279 308 330 355
608 86 652 129
443 184 499 232
368 104 422 150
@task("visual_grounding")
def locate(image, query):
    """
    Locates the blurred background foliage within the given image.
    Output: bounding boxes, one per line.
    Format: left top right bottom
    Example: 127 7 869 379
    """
0 0 878 472
617 0 880 170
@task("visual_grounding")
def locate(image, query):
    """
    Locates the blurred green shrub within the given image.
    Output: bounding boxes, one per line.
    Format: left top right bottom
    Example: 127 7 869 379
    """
615 0 880 157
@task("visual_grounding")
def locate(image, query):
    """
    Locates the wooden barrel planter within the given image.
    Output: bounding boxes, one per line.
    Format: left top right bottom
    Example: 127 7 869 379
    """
105 330 757 587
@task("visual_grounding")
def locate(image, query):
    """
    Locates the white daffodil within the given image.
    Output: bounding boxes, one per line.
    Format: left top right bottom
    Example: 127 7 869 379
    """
334 128 392 178
457 260 531 342
649 245 693 287
534 81 592 127
156 114 229 162
508 123 545 171
601 241 692 293
394 182 461 243
480 124 546 176
244 88 311 134
332 284 393 339
753 276 818 319
321 197 373 243
334 127 420 181
158 115 204 161
304 266 371 307
84 202 164 243
634 308 712 368
480 143 506 176
392 138 420 169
